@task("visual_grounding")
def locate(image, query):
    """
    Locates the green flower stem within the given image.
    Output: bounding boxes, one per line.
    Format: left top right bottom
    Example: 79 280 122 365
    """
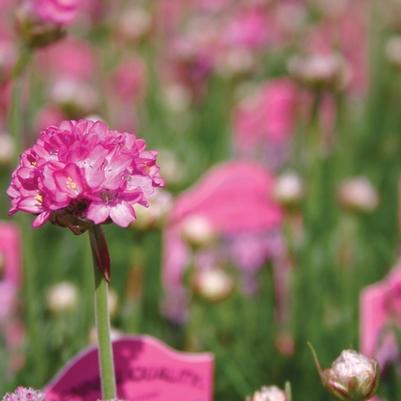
89 226 117 400
9 45 32 157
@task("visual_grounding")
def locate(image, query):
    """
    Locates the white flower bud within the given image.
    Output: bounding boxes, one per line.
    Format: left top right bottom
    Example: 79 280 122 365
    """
385 36 401 67
193 269 233 303
134 190 173 230
46 281 78 313
0 133 15 165
181 215 216 249
338 177 379 213
288 53 350 91
274 172 304 208
247 385 287 401
309 345 380 401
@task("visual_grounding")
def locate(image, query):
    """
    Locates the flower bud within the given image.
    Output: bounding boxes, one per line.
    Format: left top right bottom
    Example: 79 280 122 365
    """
288 52 350 91
157 148 187 186
2 387 45 401
0 132 15 166
116 6 152 43
163 83 192 114
273 171 304 208
134 190 173 230
46 281 78 313
181 215 217 249
49 78 98 118
337 177 379 214
385 35 401 68
246 385 287 401
309 345 380 401
193 268 234 303
15 3 66 48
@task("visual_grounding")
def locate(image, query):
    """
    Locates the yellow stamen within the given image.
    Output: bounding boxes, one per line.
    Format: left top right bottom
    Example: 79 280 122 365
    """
35 194 43 204
66 176 79 191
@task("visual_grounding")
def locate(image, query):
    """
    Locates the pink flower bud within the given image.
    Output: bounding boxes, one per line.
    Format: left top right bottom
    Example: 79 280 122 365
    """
310 345 380 401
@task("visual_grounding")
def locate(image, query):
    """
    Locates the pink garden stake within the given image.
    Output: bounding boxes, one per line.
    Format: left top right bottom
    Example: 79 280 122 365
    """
7 119 163 399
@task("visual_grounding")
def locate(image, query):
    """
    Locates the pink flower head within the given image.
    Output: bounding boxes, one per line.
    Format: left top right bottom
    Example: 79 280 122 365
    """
2 387 44 401
233 78 298 168
234 79 298 148
7 120 163 233
111 57 147 103
223 7 271 50
37 38 96 81
33 0 79 26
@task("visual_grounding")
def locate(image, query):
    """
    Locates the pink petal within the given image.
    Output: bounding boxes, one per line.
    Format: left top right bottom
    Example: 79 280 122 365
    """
18 197 43 213
54 163 84 198
110 202 135 227
86 203 110 224
33 211 51 228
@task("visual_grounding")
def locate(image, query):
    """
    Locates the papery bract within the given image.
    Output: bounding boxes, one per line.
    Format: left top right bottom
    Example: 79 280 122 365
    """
7 119 163 233
2 387 44 401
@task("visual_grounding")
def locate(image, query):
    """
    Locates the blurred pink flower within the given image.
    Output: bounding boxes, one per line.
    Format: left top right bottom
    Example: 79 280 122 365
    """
0 221 21 286
306 2 368 93
0 28 17 82
222 7 271 50
33 0 79 25
111 57 147 103
37 38 96 81
34 106 65 132
0 281 17 324
233 79 298 167
162 161 283 321
7 119 163 232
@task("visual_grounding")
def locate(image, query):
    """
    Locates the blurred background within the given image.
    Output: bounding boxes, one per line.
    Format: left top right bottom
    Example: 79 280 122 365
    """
1 0 401 400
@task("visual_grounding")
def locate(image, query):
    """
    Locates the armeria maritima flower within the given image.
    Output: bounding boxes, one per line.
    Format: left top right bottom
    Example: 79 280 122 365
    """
33 0 79 26
2 387 45 401
7 119 163 234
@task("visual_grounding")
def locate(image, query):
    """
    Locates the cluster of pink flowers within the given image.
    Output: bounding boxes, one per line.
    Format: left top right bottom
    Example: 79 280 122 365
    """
2 387 44 401
7 119 163 232
33 0 79 26
233 78 298 169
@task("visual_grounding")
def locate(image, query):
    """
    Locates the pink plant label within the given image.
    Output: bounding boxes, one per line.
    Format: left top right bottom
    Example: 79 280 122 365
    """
45 336 214 401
